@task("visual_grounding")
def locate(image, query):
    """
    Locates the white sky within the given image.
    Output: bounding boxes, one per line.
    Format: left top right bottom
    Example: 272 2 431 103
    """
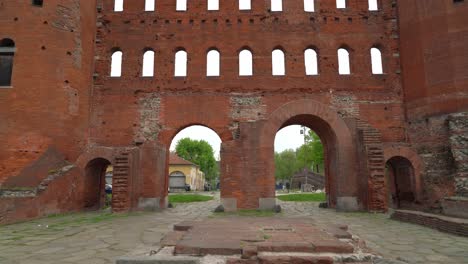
169 125 307 160
170 126 222 160
274 125 308 152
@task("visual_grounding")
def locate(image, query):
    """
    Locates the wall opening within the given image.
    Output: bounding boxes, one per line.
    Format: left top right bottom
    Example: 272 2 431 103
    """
208 0 219 10
142 50 155 77
239 0 251 10
370 47 383 74
0 38 15 87
273 114 338 207
272 49 285 76
304 48 318 76
145 0 155 11
114 0 124 12
385 156 416 209
110 50 123 77
304 0 315 12
338 48 350 75
84 158 112 210
368 0 378 11
274 125 325 197
32 0 43 7
336 0 346 9
239 49 253 76
207 49 220 77
168 125 222 197
174 50 188 77
176 0 187 11
271 0 282 11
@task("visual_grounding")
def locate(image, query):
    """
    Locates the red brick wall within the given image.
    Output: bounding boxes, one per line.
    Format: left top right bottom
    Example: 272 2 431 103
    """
398 0 468 209
92 0 403 210
3 0 467 222
398 0 468 119
0 0 97 184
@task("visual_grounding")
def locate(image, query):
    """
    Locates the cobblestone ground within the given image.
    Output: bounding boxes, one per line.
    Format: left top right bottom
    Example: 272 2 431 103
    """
0 194 467 264
279 201 468 264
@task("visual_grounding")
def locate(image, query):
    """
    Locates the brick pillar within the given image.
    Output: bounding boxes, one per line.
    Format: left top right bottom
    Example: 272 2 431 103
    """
220 121 276 211
137 142 168 210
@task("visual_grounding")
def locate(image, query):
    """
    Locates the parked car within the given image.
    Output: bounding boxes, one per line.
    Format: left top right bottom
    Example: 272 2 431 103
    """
105 184 112 194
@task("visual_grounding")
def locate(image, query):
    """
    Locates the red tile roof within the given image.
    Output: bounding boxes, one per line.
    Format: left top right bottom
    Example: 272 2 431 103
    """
169 153 197 166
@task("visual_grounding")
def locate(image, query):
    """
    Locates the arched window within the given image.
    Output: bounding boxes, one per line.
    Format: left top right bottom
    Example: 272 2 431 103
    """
304 48 318 76
271 0 282 11
239 49 253 76
208 0 219 10
0 38 15 87
371 47 383 74
336 0 346 9
175 50 187 77
368 0 378 11
239 0 251 10
207 50 220 77
176 0 187 11
142 50 155 77
114 0 124 12
337 48 350 75
304 0 315 12
145 0 155 11
272 49 285 76
110 50 123 77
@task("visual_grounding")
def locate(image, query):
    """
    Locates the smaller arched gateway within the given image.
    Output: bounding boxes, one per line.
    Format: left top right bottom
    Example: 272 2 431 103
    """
84 158 112 210
383 146 423 209
386 156 416 208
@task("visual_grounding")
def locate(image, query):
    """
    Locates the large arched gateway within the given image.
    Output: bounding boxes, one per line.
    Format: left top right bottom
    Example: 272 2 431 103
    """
259 100 361 211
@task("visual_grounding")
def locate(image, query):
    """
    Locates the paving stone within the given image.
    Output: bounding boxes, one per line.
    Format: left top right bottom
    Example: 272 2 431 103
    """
1 196 468 264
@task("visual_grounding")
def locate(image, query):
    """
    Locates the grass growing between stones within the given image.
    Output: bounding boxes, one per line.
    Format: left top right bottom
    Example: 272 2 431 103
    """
276 193 326 202
168 194 214 203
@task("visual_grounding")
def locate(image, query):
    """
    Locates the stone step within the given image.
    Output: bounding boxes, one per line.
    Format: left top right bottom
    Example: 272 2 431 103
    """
392 210 468 237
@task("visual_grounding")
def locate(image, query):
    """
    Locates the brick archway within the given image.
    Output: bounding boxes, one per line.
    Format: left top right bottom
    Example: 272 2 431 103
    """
158 123 233 148
157 124 231 205
261 99 360 211
384 146 424 203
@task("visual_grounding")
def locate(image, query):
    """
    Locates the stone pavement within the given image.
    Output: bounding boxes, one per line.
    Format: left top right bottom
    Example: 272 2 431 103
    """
166 218 356 256
280 201 468 264
0 194 467 264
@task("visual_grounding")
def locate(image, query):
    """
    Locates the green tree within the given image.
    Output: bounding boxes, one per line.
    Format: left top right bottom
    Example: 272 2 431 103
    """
175 138 218 181
296 131 324 171
274 130 324 181
274 149 300 182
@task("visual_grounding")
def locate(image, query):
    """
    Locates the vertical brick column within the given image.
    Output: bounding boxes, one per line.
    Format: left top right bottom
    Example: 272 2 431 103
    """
448 112 468 197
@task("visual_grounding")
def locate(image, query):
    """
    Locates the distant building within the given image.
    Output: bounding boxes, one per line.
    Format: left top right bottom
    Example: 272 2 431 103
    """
169 153 205 192
290 169 325 190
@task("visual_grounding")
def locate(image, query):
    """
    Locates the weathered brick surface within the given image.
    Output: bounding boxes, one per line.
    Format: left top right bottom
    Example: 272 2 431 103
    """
0 0 467 222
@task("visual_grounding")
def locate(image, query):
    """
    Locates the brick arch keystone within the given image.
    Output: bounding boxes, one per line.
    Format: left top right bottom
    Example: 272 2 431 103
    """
75 147 117 170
